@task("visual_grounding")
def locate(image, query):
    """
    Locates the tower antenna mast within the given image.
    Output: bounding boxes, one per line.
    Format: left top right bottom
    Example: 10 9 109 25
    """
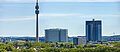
35 0 39 42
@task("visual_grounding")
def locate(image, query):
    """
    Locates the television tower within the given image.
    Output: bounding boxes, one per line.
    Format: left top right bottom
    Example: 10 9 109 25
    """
35 0 39 42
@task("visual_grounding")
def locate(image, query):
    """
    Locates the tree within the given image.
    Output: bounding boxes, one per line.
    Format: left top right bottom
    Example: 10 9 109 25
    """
61 48 69 52
0 43 6 46
5 45 14 51
0 49 7 52
3 38 6 43
24 42 32 48
12 41 19 48
28 48 36 52
114 48 120 52
69 48 80 52
102 40 107 42
21 47 36 52
21 48 28 52
12 49 20 52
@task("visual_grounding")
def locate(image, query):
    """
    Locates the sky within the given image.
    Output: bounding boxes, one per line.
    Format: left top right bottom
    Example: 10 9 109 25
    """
0 0 120 2
0 0 120 37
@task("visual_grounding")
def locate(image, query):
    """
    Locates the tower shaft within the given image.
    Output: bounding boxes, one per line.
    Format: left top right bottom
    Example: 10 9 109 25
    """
36 13 39 42
35 0 39 42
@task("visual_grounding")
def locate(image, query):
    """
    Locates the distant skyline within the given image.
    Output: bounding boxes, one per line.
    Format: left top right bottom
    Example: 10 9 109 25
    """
0 1 120 37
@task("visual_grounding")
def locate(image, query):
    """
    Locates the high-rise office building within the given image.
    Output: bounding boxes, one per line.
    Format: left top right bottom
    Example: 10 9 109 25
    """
86 19 102 42
45 28 68 42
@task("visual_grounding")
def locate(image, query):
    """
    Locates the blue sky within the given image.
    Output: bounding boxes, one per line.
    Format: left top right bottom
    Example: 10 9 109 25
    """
0 0 120 37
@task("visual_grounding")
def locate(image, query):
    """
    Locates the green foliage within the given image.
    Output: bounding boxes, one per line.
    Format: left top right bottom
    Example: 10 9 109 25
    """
24 42 32 48
110 41 120 47
21 48 36 52
21 48 28 52
5 45 14 51
12 41 19 46
28 48 36 52
12 49 20 52
0 43 6 46
0 45 13 51
7 42 12 45
114 48 120 52
38 47 69 52
69 48 80 52
95 46 117 52
0 41 120 52
61 48 69 52
0 49 7 52
76 45 84 48
102 40 107 42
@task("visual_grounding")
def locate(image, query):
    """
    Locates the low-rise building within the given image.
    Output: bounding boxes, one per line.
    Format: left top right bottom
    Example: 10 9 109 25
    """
73 37 86 45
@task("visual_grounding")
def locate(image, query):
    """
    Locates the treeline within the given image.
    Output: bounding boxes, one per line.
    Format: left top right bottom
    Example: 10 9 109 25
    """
0 45 120 52
37 46 120 52
110 41 120 47
0 41 120 52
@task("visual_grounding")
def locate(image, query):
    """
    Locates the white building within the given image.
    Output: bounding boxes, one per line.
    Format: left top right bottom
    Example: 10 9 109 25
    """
73 37 86 45
45 28 68 42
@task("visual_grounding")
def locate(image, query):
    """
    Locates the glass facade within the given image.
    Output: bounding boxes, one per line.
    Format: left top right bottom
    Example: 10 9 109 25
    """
86 19 102 42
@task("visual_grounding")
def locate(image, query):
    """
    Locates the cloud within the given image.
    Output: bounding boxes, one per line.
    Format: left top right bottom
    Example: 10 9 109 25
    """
0 13 120 22
39 13 120 17
1 0 120 2
1 0 34 2
39 13 83 17
0 16 34 22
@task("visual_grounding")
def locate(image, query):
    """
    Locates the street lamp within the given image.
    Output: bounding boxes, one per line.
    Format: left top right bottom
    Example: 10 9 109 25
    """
35 0 39 42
